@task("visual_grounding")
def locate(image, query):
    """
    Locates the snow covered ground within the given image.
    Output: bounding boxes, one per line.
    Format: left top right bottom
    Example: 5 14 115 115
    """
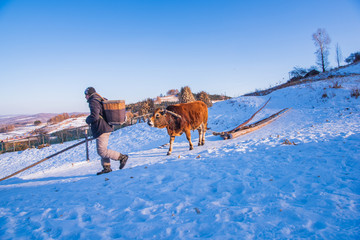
0 64 359 239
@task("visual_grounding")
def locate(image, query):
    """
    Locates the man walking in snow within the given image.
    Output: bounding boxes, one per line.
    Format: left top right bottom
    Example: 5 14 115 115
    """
84 87 128 175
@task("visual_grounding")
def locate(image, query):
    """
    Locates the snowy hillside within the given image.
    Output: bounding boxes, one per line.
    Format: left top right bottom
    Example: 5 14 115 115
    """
0 116 87 141
0 64 359 239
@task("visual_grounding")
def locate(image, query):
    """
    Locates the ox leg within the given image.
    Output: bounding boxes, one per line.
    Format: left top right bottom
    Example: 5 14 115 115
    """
198 123 206 146
202 123 207 145
167 136 175 155
197 125 203 146
185 129 194 150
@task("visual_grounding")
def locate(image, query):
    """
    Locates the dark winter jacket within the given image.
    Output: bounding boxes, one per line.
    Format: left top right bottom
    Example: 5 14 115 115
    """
86 93 113 138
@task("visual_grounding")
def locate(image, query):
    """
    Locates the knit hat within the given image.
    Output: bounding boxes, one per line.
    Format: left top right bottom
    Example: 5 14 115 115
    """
84 87 96 96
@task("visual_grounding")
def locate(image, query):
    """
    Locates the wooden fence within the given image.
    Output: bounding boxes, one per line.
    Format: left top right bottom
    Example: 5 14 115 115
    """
0 116 149 154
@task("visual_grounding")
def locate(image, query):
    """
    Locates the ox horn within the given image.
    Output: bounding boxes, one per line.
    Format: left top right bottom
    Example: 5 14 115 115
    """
164 110 182 119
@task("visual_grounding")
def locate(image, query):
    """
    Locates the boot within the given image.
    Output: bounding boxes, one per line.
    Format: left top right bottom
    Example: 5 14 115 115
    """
96 165 112 175
118 154 128 169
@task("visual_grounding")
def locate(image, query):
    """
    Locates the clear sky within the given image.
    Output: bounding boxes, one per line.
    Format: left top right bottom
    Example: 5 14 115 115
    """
1 0 359 115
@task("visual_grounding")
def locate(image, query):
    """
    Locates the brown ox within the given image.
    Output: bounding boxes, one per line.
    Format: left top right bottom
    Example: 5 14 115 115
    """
148 101 208 155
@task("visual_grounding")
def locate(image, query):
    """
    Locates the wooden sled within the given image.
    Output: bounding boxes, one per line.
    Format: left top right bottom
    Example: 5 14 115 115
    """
212 98 290 139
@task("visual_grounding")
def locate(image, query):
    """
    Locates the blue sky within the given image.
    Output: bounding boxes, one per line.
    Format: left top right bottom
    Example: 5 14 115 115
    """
1 0 359 115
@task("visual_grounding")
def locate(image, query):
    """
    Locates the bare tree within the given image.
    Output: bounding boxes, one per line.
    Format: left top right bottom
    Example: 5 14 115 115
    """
335 43 342 68
312 28 331 72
